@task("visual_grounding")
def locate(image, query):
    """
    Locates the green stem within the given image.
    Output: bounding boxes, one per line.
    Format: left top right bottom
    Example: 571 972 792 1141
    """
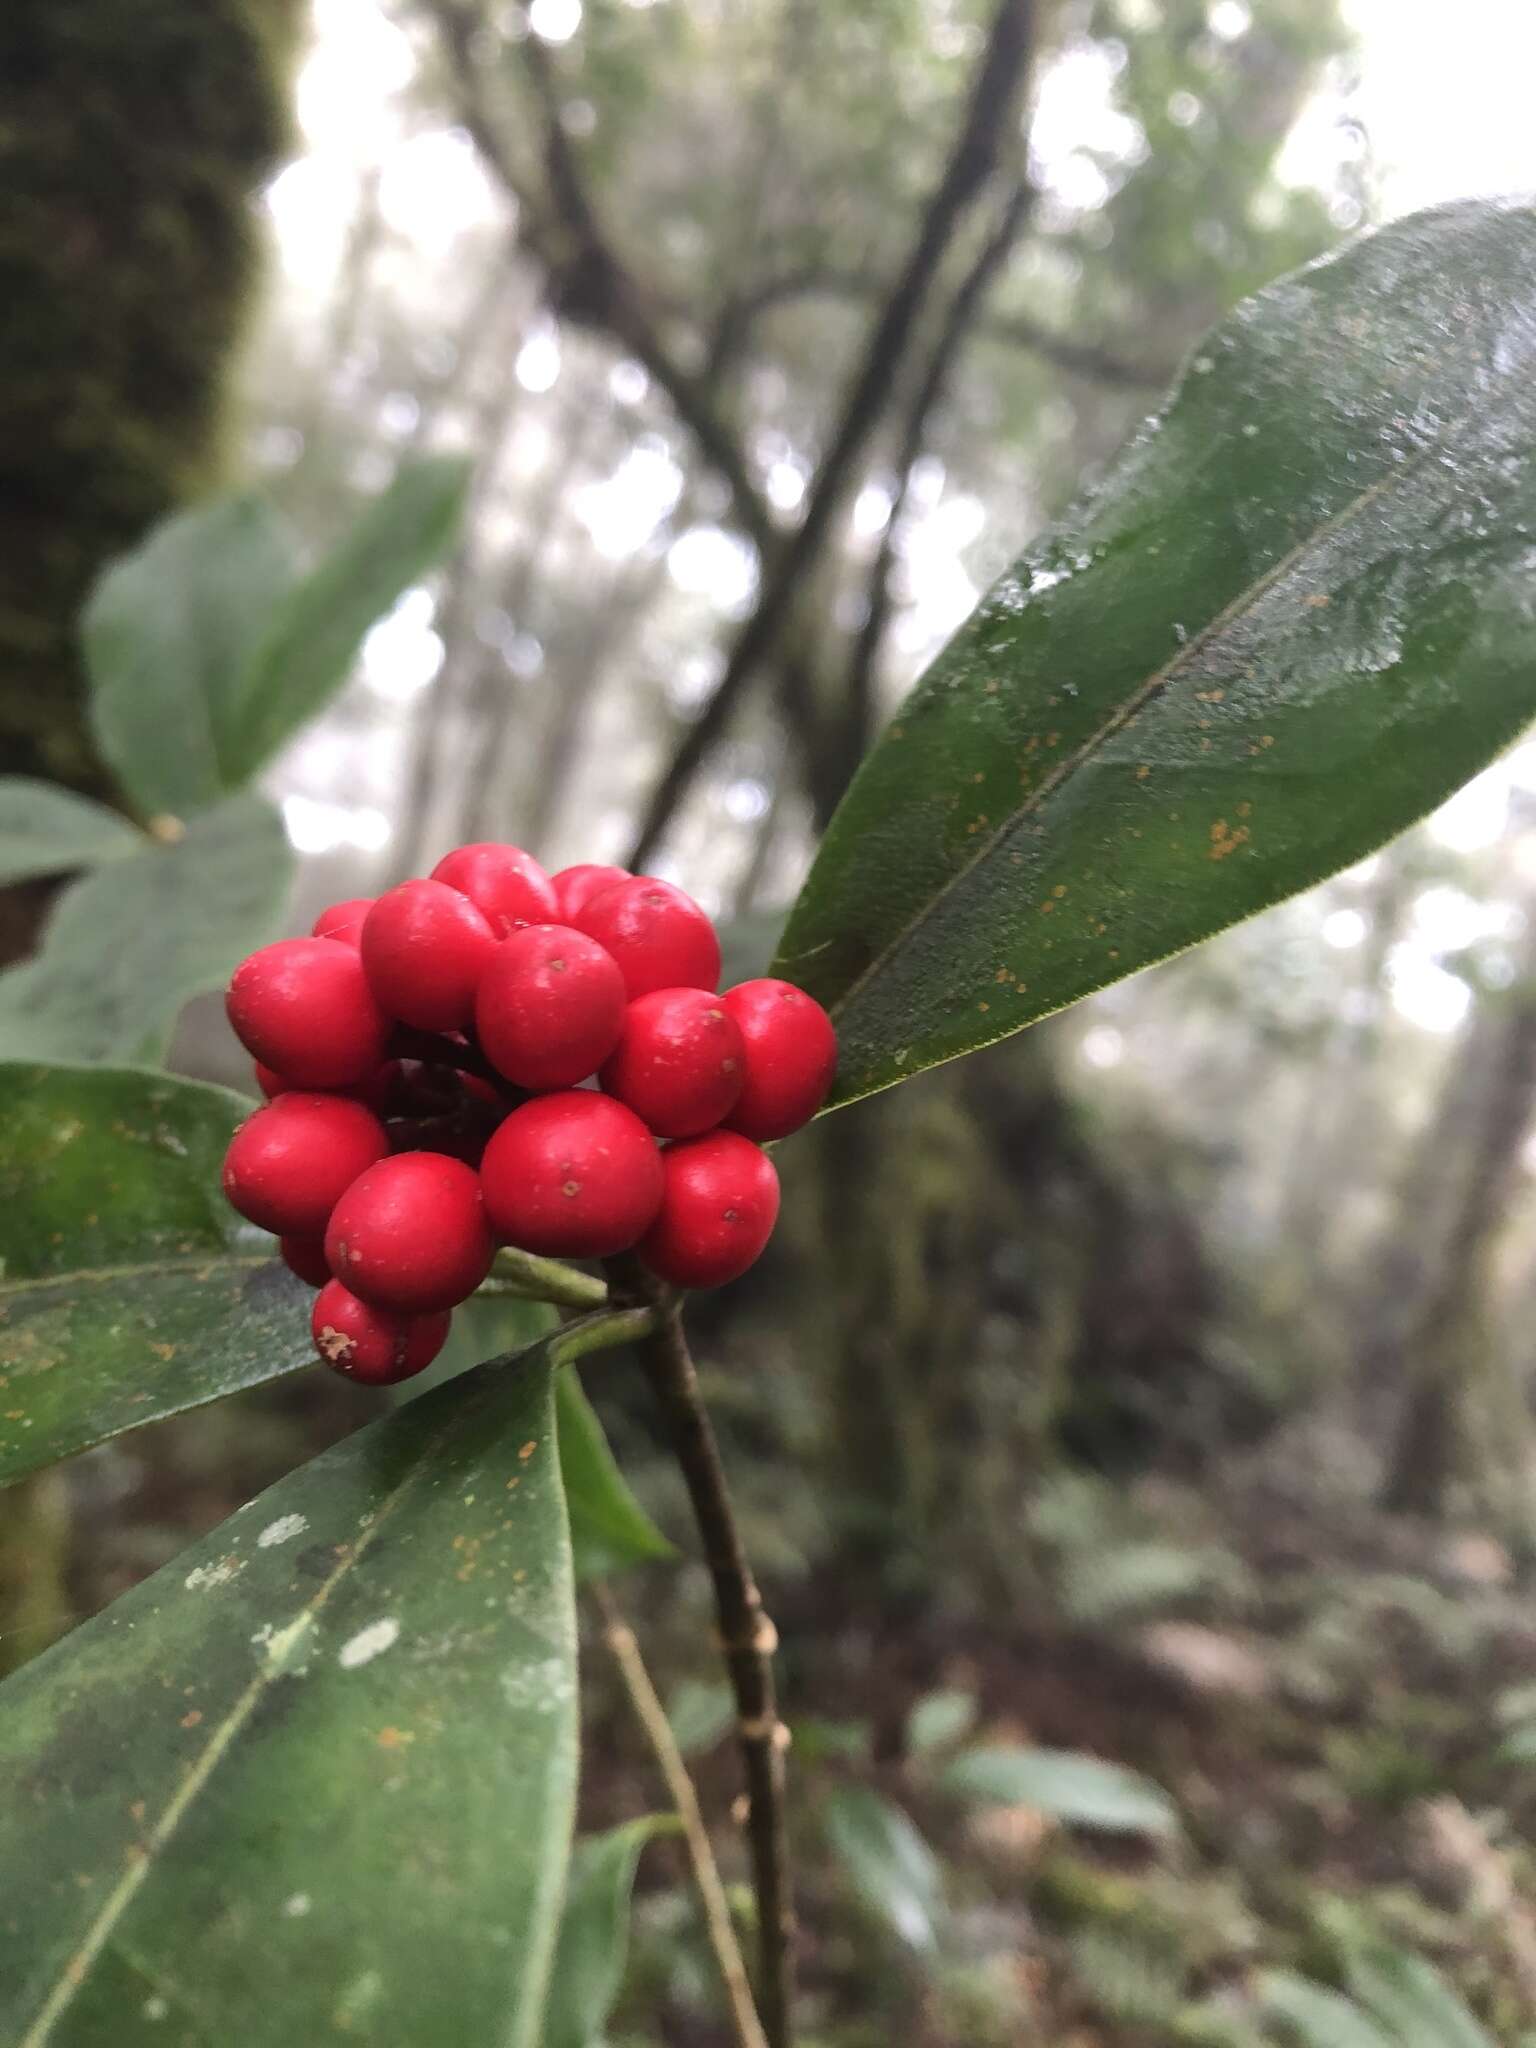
547 1306 656 1367
484 1248 610 1311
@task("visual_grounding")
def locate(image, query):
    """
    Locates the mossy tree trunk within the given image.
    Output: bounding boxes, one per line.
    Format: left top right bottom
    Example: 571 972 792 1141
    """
0 0 301 1675
0 0 300 791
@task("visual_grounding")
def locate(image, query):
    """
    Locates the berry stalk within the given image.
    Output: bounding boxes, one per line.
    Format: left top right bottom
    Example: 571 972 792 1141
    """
605 1256 795 2048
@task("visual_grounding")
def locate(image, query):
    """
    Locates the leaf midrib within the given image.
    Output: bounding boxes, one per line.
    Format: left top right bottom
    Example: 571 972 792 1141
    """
824 414 1462 1025
0 1253 268 1302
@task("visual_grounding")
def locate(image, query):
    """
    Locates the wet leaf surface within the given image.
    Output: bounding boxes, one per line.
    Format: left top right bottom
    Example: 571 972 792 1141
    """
0 1066 313 1485
0 1340 577 2047
777 201 1536 1106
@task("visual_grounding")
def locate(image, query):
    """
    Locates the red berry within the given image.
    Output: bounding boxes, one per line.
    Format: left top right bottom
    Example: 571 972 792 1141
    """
325 1152 493 1313
256 1058 395 1116
312 897 374 948
227 938 389 1088
722 979 838 1140
639 1131 779 1289
311 1280 450 1386
551 863 630 922
476 924 626 1090
360 880 497 1031
572 878 721 999
222 1093 389 1237
430 842 558 937
480 1093 662 1257
280 1234 333 1288
601 988 745 1138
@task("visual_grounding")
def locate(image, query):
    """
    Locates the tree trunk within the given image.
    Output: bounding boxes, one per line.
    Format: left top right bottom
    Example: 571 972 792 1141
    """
0 0 300 1675
1380 984 1536 1530
0 0 300 791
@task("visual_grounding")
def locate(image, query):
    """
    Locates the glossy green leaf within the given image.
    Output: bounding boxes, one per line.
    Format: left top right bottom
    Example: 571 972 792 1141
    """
822 1785 943 1954
0 1341 577 2047
558 1370 675 1581
0 780 141 886
0 794 292 1065
223 457 471 782
543 1818 676 2048
0 1064 313 1486
776 200 1536 1107
938 1744 1178 1836
410 1291 557 1397
83 496 299 818
1258 1973 1394 2048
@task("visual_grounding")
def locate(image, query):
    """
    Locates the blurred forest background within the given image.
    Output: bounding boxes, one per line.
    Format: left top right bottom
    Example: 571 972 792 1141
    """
9 0 1536 2040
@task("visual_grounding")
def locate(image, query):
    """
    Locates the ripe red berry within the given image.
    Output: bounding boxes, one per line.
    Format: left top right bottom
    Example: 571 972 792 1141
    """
227 938 389 1089
551 863 630 922
280 1234 333 1288
476 924 626 1090
325 1152 493 1313
430 842 558 937
359 880 497 1031
601 988 745 1138
572 878 721 999
222 1093 389 1237
254 1061 290 1100
639 1131 779 1289
480 1093 662 1257
311 1280 450 1385
722 979 838 1140
312 897 374 948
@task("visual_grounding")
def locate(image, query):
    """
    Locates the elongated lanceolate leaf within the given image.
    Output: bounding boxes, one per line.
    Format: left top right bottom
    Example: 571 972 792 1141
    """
83 496 299 819
822 1786 944 1954
939 1744 1178 1836
776 199 1536 1106
543 1818 676 2048
0 1064 313 1487
0 1341 577 2048
223 457 471 783
557 1369 675 1580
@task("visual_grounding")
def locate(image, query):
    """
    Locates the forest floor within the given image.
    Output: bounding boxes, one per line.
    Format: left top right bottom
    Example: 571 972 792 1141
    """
57 1381 1536 2048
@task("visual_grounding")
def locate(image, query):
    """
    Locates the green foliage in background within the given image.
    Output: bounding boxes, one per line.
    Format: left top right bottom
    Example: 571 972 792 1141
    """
0 458 469 1064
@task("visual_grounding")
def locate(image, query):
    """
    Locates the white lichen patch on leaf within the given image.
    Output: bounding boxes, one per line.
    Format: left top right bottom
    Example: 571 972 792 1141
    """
338 1617 401 1669
252 1612 316 1675
498 1654 574 1713
257 1513 309 1549
184 1557 242 1592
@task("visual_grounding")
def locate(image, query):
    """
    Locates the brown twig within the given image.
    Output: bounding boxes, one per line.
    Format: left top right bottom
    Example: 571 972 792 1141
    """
605 1257 793 2048
732 264 1173 391
423 0 775 554
831 176 1039 827
591 1581 771 2048
626 0 1038 867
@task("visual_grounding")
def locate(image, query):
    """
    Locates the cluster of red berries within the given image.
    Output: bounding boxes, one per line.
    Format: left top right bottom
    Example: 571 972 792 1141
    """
220 845 836 1388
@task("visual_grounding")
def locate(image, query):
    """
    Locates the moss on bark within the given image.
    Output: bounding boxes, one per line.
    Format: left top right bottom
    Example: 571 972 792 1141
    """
0 0 301 791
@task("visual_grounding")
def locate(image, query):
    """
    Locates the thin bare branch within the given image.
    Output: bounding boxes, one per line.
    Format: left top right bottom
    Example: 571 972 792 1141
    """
734 264 1173 390
831 177 1039 825
423 0 775 552
591 1581 771 2048
627 0 1039 868
605 1258 794 2048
